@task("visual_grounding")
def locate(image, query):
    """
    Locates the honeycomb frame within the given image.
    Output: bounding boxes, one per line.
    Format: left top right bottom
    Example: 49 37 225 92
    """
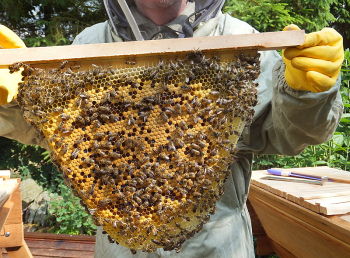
13 50 260 253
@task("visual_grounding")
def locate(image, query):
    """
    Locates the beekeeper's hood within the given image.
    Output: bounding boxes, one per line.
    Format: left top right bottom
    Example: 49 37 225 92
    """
103 0 225 41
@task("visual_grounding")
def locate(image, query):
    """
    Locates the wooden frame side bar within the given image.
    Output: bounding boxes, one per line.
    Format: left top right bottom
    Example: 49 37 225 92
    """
0 30 304 66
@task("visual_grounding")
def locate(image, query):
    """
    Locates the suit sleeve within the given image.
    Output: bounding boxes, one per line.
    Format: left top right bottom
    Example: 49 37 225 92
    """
238 51 343 155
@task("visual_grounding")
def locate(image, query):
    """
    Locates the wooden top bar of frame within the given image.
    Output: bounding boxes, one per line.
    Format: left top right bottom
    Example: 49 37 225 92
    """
0 30 304 66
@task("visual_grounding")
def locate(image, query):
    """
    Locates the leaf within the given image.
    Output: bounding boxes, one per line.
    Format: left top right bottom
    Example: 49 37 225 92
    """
313 160 328 165
332 134 344 146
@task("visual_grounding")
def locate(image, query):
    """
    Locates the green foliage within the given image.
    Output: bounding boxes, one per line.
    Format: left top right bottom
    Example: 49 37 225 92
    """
0 137 63 192
254 49 350 171
0 0 106 47
224 0 337 33
48 183 97 235
224 0 299 32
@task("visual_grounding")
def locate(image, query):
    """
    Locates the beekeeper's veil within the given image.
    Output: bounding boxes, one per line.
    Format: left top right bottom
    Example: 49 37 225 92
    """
103 0 225 41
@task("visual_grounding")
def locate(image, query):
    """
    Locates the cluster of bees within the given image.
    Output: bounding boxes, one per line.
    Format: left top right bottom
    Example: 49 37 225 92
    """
14 50 260 253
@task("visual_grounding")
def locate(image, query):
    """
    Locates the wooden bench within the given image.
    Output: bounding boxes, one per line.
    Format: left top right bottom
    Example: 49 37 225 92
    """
0 171 32 258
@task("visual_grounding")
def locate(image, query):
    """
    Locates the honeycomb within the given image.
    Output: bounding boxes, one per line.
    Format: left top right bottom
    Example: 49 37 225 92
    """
13 51 259 253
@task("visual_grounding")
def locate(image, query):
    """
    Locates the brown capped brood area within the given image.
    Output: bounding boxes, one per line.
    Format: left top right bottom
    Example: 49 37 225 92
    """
14 51 260 253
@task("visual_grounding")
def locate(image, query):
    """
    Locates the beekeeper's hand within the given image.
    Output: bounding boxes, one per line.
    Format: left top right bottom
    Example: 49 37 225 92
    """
0 24 26 105
283 24 344 92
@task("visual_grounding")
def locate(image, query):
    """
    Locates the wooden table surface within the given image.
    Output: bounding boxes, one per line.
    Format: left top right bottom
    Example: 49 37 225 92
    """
249 166 350 258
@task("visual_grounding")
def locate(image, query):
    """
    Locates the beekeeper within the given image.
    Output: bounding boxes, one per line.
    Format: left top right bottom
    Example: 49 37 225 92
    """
0 0 344 257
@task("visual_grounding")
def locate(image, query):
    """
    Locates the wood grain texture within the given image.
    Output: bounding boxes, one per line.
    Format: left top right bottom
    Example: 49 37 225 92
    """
0 201 14 230
249 185 350 258
0 180 18 207
0 30 304 66
5 240 33 258
251 167 350 215
2 233 95 258
247 201 275 256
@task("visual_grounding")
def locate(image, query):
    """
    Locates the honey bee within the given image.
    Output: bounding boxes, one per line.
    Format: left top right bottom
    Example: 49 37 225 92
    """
142 96 156 104
75 93 90 107
174 128 184 138
217 98 233 105
52 107 63 113
70 64 81 70
193 116 201 124
185 103 194 114
167 141 176 152
74 137 84 146
100 114 110 122
97 199 112 209
60 113 70 121
167 61 178 71
160 112 169 123
159 153 170 162
96 149 107 157
127 116 136 126
148 69 159 80
91 120 101 129
98 106 109 113
181 85 191 92
60 144 68 155
46 97 55 105
174 138 185 148
139 111 150 122
209 90 220 96
8 62 24 73
59 60 68 70
94 132 105 139
178 121 188 130
83 158 95 166
107 235 115 244
38 118 49 124
57 122 71 133
109 114 119 122
125 58 136 65
70 148 80 159
107 131 118 141
174 103 182 115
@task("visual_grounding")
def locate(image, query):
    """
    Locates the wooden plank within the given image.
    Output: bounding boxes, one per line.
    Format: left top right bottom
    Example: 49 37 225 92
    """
271 241 297 258
0 201 14 229
0 30 304 66
0 171 11 179
28 247 93 258
26 239 95 252
250 184 350 243
5 240 33 258
2 233 96 258
320 203 350 215
0 224 24 248
329 215 350 227
251 168 350 215
3 182 22 225
255 167 350 184
0 180 18 207
24 232 95 242
249 185 350 258
247 201 275 255
255 236 275 256
301 191 350 200
312 195 350 205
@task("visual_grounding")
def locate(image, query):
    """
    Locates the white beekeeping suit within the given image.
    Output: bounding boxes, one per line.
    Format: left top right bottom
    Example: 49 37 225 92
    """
73 1 343 257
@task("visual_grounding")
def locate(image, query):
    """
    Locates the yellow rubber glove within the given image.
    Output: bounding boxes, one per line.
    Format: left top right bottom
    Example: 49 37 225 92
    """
282 24 344 92
0 24 26 105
